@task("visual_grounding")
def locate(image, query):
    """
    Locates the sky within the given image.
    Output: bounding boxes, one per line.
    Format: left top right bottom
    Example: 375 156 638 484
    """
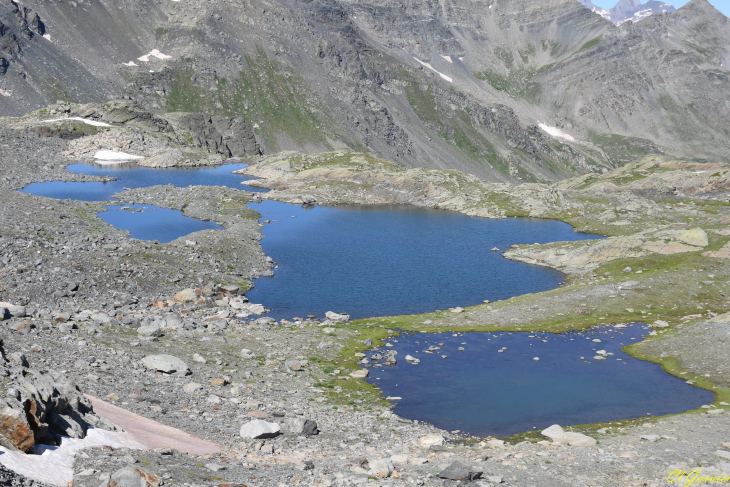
591 0 730 18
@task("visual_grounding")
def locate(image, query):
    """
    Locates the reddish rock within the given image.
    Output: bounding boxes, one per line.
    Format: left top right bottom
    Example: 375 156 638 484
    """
0 403 35 452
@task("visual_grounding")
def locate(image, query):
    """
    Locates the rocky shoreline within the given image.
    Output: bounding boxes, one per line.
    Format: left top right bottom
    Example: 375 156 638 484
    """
1 105 730 486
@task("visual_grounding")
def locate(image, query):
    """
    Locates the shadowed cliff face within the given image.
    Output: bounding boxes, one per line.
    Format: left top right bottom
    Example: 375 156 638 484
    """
0 0 727 182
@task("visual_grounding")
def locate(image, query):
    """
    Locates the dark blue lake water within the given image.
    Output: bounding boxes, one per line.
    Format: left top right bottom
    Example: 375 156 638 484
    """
21 163 603 319
366 324 713 437
100 204 223 243
248 201 603 320
19 162 264 201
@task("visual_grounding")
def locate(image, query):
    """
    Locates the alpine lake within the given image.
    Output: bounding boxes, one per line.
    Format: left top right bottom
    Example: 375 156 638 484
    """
21 162 713 437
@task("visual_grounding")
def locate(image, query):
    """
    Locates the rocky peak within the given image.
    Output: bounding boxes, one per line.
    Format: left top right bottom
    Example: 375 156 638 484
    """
578 0 675 24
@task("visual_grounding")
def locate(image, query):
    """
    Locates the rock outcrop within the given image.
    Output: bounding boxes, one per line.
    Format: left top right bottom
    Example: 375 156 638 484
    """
0 339 115 452
171 113 261 158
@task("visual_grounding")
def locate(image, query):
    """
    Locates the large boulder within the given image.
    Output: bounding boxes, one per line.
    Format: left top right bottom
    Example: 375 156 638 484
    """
173 288 202 303
369 458 393 477
240 420 281 439
677 228 708 247
417 434 444 447
287 417 318 436
541 424 597 447
438 461 483 481
141 355 191 375
136 324 162 337
0 303 26 319
325 311 350 322
98 467 162 487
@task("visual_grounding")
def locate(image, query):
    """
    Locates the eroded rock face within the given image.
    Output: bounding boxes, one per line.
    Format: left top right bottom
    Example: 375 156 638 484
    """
0 339 115 452
175 113 260 158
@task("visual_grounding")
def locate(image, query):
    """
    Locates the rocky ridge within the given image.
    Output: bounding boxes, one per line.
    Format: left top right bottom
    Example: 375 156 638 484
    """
579 0 676 25
0 0 728 181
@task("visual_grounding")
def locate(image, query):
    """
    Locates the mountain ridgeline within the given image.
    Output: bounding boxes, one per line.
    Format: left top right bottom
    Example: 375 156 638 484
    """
579 0 676 25
0 0 728 182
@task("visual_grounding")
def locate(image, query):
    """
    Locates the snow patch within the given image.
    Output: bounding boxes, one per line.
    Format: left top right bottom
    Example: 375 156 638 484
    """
137 49 172 62
412 56 453 82
441 55 453 64
538 123 575 142
122 61 138 67
42 34 51 41
0 428 148 487
94 150 144 162
43 117 112 127
592 7 611 21
0 88 10 97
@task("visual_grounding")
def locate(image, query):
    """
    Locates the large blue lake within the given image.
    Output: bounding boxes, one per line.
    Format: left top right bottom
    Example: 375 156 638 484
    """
366 324 713 437
21 162 604 319
249 201 603 319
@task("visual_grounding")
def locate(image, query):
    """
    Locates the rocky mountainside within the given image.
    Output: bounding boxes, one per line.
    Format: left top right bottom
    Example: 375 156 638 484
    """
0 0 728 182
579 0 676 25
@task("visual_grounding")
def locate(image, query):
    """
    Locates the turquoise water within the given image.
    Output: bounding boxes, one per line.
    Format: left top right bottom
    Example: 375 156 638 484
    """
366 324 713 437
248 201 603 320
19 162 264 201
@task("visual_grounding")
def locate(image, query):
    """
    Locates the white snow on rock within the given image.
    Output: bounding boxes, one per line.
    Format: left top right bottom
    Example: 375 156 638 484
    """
0 88 10 97
0 428 148 486
137 49 173 62
405 50 453 82
94 150 144 163
42 34 51 41
538 123 575 142
43 117 112 127
441 55 453 64
122 61 138 67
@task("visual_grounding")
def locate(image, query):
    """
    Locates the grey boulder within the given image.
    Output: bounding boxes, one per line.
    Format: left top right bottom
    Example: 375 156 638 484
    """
438 461 483 481
240 419 281 439
141 355 191 375
97 466 161 487
136 324 162 337
287 417 318 436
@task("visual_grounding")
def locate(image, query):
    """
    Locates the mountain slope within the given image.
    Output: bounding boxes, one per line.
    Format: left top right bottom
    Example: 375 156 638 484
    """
0 0 728 182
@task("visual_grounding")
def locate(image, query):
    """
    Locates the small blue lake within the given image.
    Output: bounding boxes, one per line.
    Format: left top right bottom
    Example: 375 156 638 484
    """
100 204 224 243
19 162 265 201
248 201 603 320
366 324 713 437
20 162 261 242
